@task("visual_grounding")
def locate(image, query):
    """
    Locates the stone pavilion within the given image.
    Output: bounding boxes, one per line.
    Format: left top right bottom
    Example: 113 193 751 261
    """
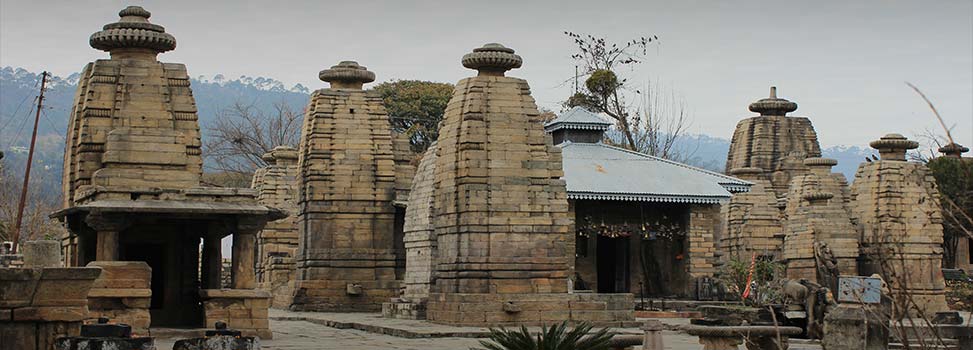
53 6 283 338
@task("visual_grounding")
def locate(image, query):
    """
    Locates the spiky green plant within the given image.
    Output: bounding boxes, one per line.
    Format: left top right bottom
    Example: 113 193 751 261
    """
474 321 615 350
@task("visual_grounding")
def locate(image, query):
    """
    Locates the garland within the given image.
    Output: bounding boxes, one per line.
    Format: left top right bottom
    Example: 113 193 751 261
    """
577 215 685 240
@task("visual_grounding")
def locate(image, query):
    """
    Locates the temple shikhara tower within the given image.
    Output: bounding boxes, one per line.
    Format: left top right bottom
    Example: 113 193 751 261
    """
54 6 281 337
291 61 411 312
851 133 948 313
420 43 633 326
781 158 859 286
725 87 822 197
721 88 822 261
252 146 300 308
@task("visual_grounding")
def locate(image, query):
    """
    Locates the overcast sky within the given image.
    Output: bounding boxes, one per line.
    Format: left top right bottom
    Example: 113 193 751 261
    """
2 0 971 148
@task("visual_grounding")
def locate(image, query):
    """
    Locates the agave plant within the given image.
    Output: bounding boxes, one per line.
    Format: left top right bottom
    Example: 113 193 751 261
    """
475 321 615 350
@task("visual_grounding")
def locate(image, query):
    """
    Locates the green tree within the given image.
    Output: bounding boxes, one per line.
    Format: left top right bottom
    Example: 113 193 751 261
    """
370 80 454 153
927 156 973 267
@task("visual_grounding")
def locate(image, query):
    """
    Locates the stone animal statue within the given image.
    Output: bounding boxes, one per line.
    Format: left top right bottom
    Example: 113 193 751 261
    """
814 241 839 295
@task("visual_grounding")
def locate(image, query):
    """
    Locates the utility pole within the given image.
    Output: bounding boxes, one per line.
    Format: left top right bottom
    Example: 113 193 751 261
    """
11 71 48 254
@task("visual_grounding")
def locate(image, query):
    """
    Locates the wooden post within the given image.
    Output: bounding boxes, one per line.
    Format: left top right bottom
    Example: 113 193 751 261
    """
10 72 48 252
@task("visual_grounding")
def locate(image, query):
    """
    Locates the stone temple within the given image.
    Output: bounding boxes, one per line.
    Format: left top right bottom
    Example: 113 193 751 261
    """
53 6 282 337
851 134 948 312
4 6 962 346
290 61 414 312
397 43 635 326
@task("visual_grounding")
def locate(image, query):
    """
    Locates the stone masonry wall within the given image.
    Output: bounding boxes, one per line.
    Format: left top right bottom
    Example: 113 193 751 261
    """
687 204 719 279
721 168 785 261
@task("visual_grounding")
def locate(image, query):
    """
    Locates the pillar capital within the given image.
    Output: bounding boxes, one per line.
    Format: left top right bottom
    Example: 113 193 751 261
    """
236 216 266 235
84 212 131 232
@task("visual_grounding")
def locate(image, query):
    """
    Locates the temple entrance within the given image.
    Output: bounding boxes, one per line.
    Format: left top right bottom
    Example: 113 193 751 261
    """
118 222 204 328
596 236 630 293
122 243 165 310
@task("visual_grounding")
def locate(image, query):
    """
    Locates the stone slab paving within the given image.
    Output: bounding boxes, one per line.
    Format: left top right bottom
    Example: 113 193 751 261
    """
152 311 826 349
151 318 826 350
269 309 647 338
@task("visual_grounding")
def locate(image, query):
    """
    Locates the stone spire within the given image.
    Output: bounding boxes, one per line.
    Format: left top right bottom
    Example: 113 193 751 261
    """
938 142 969 158
461 43 522 76
851 132 947 313
292 60 409 312
869 133 918 161
422 43 633 326
319 61 376 90
725 87 820 198
62 5 202 205
89 6 176 60
748 86 798 116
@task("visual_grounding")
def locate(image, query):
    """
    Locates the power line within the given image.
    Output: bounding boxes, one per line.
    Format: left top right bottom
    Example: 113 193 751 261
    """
40 108 66 142
0 78 41 133
5 102 36 150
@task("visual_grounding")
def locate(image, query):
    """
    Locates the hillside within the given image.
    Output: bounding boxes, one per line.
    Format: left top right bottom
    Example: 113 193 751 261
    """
0 67 874 196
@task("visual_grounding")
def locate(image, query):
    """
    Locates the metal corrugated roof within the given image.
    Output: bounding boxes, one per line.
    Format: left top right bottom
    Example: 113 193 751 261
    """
559 142 752 204
544 107 611 132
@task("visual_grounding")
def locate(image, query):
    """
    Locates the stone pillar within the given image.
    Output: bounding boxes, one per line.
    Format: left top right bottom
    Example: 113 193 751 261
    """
84 214 129 262
201 235 223 289
232 218 263 290
641 320 665 350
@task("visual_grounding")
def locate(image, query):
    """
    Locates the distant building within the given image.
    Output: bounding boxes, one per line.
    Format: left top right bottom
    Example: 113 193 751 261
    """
547 107 751 298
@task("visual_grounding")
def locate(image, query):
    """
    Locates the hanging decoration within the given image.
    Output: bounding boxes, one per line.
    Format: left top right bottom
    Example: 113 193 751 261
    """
576 214 685 240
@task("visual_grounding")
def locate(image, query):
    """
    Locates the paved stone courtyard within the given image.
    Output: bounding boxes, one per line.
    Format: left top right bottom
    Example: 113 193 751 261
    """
149 314 826 350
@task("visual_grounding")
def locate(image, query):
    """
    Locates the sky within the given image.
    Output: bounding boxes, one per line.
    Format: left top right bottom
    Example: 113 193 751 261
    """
2 0 971 148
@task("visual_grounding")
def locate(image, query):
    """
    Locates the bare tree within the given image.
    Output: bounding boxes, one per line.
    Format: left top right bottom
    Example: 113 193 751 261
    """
564 32 656 150
629 82 695 161
202 100 303 176
905 83 973 268
564 32 695 161
0 160 64 242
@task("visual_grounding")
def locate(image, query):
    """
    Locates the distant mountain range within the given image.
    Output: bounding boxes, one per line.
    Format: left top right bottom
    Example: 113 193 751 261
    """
0 66 874 191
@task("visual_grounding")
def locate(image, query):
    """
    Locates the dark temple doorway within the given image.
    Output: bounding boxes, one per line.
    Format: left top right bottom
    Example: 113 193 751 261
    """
596 236 630 293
